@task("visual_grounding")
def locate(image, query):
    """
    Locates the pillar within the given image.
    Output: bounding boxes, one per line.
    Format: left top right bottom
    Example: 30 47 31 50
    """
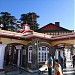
9 46 12 64
55 49 58 59
15 45 23 67
72 45 75 55
17 49 20 67
0 44 6 73
31 38 38 70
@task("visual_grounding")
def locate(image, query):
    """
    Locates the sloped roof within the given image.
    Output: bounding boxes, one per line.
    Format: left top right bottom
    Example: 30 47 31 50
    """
38 23 73 32
0 30 52 40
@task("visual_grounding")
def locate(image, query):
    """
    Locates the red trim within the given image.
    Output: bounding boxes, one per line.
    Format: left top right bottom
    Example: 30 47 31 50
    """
0 31 75 41
22 30 33 34
0 33 75 41
26 36 51 41
0 34 51 41
54 38 75 41
0 69 4 72
0 34 25 40
51 36 75 41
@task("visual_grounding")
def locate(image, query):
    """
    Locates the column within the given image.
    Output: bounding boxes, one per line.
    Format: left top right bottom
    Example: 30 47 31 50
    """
15 45 23 67
72 45 75 55
17 49 20 67
55 49 58 59
31 38 38 70
9 46 12 64
0 44 6 73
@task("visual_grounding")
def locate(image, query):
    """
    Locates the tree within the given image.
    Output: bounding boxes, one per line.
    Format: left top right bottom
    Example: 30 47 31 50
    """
20 12 39 31
0 12 17 31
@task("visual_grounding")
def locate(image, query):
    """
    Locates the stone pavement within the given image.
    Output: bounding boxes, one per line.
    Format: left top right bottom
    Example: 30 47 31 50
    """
3 65 40 75
63 61 75 75
0 61 75 75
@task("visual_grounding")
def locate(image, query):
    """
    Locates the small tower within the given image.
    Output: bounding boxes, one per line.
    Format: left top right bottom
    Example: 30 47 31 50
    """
22 23 33 34
23 23 30 31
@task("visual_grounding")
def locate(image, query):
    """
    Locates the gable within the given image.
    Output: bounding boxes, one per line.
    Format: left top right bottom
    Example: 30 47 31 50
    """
38 22 73 32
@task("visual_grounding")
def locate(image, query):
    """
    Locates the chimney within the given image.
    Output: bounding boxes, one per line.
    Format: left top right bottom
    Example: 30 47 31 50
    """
55 22 60 26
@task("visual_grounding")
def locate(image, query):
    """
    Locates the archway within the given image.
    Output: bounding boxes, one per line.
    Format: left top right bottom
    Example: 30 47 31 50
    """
4 43 27 68
54 43 74 68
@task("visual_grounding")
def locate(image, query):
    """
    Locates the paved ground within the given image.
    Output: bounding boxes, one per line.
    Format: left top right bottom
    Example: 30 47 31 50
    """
0 61 75 75
63 61 75 75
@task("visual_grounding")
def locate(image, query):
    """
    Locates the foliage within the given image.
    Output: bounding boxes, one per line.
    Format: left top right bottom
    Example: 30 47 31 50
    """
0 12 40 32
20 12 39 31
0 12 17 31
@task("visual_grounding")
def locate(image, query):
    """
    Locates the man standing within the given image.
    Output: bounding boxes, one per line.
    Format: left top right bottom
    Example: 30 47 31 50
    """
58 53 64 70
47 53 53 75
72 55 75 68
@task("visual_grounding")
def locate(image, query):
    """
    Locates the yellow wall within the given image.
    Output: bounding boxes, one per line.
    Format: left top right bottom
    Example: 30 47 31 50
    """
0 37 75 47
51 39 75 46
0 37 29 45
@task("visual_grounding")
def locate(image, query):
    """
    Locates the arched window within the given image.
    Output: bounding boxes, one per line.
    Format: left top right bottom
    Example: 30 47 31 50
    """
28 45 49 63
38 46 49 62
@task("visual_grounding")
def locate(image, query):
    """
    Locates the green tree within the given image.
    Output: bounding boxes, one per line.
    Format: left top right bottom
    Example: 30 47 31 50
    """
20 12 39 31
0 12 17 31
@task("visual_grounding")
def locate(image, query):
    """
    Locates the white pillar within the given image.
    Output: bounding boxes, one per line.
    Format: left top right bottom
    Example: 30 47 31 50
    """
55 49 58 59
60 50 63 58
16 45 23 67
73 45 75 55
0 44 6 71
17 49 20 66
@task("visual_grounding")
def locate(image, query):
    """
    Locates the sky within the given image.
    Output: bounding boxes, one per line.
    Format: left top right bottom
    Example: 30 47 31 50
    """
0 0 74 31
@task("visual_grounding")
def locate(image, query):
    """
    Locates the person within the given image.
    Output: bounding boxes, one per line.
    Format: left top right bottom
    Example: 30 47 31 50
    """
63 56 66 68
54 59 63 75
58 54 64 70
47 53 53 75
72 55 75 68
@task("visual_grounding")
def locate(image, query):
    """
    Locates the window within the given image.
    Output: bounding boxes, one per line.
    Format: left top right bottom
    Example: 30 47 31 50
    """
29 46 32 50
42 46 46 51
28 45 49 63
39 47 41 51
39 46 49 62
38 52 40 62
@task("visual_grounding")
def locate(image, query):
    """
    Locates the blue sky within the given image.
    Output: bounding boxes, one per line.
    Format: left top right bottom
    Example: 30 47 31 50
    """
0 0 74 31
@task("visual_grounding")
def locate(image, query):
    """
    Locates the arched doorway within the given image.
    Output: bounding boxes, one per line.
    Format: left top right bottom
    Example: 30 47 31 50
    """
4 43 27 68
54 43 74 68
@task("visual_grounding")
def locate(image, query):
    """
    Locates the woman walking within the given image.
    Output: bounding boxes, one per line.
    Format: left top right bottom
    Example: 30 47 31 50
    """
54 59 63 75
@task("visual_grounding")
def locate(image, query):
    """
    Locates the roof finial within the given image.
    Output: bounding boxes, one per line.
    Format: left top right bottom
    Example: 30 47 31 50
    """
22 22 33 34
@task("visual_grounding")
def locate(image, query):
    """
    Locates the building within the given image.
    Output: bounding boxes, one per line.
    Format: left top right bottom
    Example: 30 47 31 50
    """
0 22 75 74
38 22 73 36
0 23 55 73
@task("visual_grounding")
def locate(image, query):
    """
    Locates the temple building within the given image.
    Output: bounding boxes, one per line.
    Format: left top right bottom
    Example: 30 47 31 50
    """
0 22 75 74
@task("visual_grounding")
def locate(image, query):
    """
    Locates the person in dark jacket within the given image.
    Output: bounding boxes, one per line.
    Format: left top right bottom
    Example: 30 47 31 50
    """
72 55 75 68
